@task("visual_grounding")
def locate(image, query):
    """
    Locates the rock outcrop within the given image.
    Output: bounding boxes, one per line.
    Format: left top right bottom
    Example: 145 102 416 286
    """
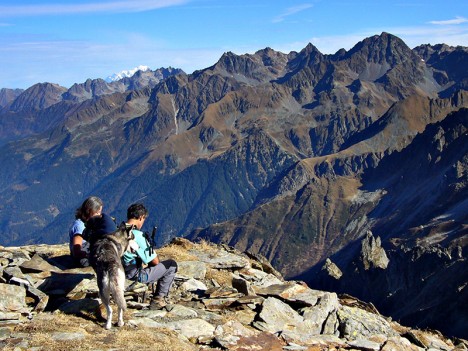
359 231 389 270
0 239 465 350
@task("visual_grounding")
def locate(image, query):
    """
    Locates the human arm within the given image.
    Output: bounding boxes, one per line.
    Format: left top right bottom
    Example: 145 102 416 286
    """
130 229 158 265
69 219 87 258
72 235 88 259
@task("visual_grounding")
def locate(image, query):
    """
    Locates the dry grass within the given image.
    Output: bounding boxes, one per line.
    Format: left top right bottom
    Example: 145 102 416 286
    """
193 239 216 252
157 243 198 262
206 267 233 286
6 311 194 351
158 238 218 262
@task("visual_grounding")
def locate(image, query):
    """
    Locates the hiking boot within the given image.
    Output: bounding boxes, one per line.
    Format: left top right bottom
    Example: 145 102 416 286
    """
149 296 167 310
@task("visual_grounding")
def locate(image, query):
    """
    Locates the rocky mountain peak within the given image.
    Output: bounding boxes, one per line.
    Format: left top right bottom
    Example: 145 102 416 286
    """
413 43 455 62
63 78 115 102
63 68 185 103
0 88 23 109
211 49 288 83
253 47 289 70
303 42 322 55
349 32 413 60
359 231 390 270
9 82 67 111
286 42 324 72
343 32 419 81
414 44 468 96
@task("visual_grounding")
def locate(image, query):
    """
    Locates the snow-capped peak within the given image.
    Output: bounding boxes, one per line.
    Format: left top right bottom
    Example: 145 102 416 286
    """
105 65 151 82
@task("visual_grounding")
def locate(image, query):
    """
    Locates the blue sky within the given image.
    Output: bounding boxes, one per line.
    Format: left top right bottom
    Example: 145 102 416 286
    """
1 0 467 89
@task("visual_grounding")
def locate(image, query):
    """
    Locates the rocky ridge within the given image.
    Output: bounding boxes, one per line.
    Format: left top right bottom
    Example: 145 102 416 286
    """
0 239 465 351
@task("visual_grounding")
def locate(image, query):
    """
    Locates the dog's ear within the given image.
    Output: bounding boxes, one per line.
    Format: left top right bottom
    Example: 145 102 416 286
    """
119 221 128 231
123 223 136 239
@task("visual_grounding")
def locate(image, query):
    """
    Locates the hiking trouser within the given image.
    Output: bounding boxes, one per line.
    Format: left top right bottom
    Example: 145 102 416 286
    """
124 259 178 297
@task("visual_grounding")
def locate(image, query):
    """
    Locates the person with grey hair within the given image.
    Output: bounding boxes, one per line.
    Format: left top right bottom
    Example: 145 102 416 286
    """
69 196 103 267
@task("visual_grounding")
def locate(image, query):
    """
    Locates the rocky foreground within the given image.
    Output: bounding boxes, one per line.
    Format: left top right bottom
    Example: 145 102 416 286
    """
0 238 466 351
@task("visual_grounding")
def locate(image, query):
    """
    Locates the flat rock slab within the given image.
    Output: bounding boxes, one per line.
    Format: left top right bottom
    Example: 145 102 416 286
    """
337 305 396 340
254 282 326 306
19 254 62 273
164 318 215 339
193 250 250 269
177 261 207 280
0 284 26 312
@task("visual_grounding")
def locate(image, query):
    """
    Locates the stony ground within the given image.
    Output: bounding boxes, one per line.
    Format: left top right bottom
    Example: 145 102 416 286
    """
0 238 466 351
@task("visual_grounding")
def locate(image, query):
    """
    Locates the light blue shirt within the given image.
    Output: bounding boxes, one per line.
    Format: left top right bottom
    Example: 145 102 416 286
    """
122 228 157 265
69 218 86 255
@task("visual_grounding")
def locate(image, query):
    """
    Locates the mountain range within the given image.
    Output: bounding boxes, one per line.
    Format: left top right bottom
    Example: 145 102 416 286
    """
0 32 466 338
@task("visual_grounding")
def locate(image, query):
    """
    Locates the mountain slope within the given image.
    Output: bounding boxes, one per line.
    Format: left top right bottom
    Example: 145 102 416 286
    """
304 109 468 337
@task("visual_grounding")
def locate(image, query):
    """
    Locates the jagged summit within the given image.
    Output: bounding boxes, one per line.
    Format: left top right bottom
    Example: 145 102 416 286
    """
341 32 420 81
0 88 23 109
286 42 324 72
9 82 67 111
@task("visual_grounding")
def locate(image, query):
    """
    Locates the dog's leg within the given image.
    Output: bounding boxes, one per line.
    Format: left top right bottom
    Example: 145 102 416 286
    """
101 275 113 330
104 303 112 330
117 307 124 327
115 268 127 327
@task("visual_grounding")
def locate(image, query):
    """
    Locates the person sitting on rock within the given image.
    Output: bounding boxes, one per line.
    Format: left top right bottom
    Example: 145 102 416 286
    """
68 196 105 267
82 206 117 248
122 203 178 309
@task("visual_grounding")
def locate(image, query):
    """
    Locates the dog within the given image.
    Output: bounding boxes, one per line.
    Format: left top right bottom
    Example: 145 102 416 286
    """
89 222 135 329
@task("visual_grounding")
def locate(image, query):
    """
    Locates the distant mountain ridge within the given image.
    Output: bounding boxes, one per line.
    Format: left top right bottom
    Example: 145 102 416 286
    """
0 66 184 144
0 32 466 338
0 87 24 108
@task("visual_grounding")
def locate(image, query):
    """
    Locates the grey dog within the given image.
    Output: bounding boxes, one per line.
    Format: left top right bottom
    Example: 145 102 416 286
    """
89 222 135 329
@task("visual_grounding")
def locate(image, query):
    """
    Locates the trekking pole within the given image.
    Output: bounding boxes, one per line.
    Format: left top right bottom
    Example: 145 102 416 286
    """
151 226 157 248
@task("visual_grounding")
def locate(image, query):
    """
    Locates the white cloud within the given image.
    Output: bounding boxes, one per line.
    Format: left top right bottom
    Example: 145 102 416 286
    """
273 3 313 23
0 0 189 17
429 16 468 26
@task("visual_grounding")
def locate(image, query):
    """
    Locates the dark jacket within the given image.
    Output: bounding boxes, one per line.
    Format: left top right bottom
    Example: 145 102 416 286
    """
83 213 117 246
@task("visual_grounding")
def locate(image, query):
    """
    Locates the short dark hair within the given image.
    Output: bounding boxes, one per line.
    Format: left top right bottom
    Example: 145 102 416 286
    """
127 203 149 220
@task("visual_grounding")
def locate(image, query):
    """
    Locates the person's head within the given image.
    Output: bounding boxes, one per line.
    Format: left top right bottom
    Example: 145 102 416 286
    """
76 196 103 221
127 203 148 229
